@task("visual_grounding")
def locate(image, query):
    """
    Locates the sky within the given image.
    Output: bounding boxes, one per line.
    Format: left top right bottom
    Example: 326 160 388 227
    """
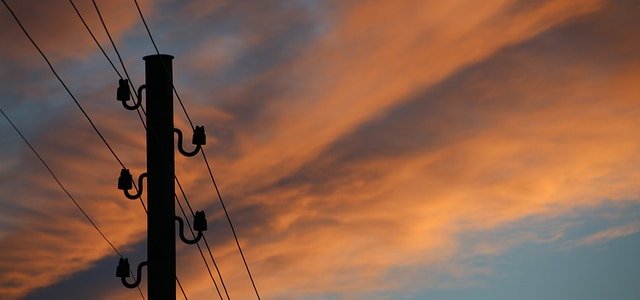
0 0 639 299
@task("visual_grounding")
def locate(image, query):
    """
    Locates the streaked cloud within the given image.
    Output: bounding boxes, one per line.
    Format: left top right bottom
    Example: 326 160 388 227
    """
569 223 640 249
1 0 639 299
0 0 154 62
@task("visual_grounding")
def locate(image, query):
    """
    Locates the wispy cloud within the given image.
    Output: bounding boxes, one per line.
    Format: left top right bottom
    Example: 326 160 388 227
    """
2 0 640 299
565 223 640 249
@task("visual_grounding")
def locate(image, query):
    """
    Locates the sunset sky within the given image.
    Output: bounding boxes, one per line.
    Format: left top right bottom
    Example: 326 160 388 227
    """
1 0 639 299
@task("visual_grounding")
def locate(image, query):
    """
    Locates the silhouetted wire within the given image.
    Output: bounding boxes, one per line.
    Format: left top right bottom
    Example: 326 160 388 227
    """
176 195 225 300
1 2 147 293
68 0 122 79
133 105 230 298
133 0 159 54
201 235 229 297
80 3 196 298
136 279 146 299
1 0 125 169
0 108 121 257
140 123 228 297
91 0 147 124
131 0 196 130
137 115 229 298
177 277 188 300
91 0 135 88
176 178 231 300
6 2 147 296
88 3 228 297
140 123 229 297
68 0 148 213
131 3 262 299
0 108 146 300
201 150 262 300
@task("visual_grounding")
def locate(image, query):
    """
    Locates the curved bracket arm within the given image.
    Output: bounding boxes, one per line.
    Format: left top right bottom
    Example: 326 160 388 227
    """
121 85 146 110
124 173 147 200
175 216 203 245
121 261 148 289
174 128 201 157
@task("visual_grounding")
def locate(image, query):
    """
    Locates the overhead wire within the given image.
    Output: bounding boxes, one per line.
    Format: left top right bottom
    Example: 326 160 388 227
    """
4 2 198 298
176 194 224 300
133 0 159 55
132 0 195 129
176 178 230 300
177 277 188 300
89 0 149 136
0 108 146 300
68 0 122 79
0 108 122 258
1 1 150 297
7 0 258 297
71 2 219 298
1 0 125 169
67 0 148 213
88 0 230 296
131 2 263 299
201 150 262 300
91 0 134 88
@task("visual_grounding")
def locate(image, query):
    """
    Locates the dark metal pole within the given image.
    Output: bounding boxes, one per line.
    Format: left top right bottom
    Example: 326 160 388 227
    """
144 54 176 300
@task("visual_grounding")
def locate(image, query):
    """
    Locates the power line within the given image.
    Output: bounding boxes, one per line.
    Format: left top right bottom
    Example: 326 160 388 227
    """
176 195 224 300
177 277 188 300
85 0 148 155
4 2 193 299
91 0 135 89
90 0 149 128
88 0 148 145
131 0 196 130
87 2 227 296
0 107 146 300
133 0 159 55
68 0 122 79
176 178 231 300
131 4 263 299
70 3 198 298
67 0 148 213
0 108 122 257
1 0 126 169
201 150 262 300
1 2 150 297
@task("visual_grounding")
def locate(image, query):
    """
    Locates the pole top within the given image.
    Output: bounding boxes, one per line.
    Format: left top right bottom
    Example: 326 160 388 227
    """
143 54 174 61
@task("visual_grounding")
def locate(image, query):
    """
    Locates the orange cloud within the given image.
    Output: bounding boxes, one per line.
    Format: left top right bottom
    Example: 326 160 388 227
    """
3 0 640 299
0 108 148 299
0 0 155 64
221 0 605 194
174 1 637 297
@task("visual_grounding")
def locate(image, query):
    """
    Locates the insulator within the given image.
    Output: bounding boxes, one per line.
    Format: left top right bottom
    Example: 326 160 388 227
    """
117 79 130 101
116 258 130 278
192 126 206 146
118 169 133 190
193 211 207 231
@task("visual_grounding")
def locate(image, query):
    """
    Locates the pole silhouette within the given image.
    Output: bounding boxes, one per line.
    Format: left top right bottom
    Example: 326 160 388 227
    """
145 54 176 300
115 54 207 299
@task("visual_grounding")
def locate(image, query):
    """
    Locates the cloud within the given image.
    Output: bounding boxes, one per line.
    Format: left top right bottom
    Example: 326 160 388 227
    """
187 0 638 297
3 0 640 299
0 0 154 64
217 0 605 194
569 223 640 248
0 106 148 299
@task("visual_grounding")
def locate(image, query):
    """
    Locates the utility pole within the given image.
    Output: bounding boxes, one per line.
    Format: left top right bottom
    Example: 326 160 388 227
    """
115 54 207 299
145 54 176 300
